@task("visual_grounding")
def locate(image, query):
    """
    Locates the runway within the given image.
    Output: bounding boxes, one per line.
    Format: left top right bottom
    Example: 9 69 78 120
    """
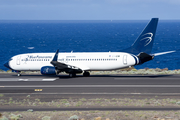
1 73 180 111
0 73 180 95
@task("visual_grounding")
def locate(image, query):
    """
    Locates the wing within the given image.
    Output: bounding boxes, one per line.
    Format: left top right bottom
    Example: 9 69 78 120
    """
50 49 83 73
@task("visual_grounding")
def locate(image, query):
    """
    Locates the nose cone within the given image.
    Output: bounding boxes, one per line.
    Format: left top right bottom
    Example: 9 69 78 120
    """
4 61 12 69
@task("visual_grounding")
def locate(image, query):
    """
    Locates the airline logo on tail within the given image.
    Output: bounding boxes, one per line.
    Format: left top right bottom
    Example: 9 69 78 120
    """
140 32 153 46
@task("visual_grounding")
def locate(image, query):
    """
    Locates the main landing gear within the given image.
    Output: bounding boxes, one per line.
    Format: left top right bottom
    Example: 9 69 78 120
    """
69 73 76 78
83 71 90 77
69 71 90 77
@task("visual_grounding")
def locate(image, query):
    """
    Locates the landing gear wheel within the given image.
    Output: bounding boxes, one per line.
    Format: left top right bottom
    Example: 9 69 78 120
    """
17 73 21 77
56 70 61 75
17 71 22 76
69 73 76 78
83 71 90 77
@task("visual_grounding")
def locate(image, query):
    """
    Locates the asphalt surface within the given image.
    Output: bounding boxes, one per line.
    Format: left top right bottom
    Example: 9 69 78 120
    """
0 73 180 94
1 73 180 111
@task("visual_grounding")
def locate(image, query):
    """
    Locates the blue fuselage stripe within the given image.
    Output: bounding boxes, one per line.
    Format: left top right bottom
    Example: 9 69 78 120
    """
131 55 137 65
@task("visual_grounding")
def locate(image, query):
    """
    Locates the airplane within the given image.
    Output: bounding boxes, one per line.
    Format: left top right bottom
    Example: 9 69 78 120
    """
4 18 175 77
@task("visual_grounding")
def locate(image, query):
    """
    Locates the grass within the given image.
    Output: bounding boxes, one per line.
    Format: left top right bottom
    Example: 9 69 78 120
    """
1 96 180 108
1 94 180 119
1 111 180 120
0 94 4 97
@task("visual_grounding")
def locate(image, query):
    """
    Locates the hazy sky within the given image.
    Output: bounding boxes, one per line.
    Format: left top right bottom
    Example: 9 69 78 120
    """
0 0 179 20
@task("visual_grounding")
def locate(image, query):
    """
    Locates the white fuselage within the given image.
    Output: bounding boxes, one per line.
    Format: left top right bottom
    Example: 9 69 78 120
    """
8 52 138 71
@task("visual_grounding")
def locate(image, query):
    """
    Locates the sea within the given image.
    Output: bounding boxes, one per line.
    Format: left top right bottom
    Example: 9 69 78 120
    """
0 20 180 71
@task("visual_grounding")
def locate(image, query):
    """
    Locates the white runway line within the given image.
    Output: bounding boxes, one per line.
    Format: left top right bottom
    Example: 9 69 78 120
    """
42 79 56 81
0 78 57 81
2 85 180 88
114 78 180 80
18 79 28 81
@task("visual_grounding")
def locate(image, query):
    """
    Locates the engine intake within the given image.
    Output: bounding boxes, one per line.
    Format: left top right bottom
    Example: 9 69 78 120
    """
40 66 56 75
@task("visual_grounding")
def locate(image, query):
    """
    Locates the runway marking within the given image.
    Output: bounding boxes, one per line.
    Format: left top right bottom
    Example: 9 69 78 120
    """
0 78 56 81
34 89 43 91
2 85 180 88
114 78 180 80
18 79 28 81
42 79 56 81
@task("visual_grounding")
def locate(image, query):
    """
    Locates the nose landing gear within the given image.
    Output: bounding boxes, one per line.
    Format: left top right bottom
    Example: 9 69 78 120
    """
17 71 21 76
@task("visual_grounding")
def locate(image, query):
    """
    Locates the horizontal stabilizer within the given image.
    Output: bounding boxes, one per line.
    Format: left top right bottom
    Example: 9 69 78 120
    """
153 51 176 56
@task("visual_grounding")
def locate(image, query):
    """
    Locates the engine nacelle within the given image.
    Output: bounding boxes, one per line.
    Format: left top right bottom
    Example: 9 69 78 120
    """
40 66 56 75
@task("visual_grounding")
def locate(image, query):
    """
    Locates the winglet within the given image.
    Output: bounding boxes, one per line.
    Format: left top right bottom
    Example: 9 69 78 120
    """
52 49 59 61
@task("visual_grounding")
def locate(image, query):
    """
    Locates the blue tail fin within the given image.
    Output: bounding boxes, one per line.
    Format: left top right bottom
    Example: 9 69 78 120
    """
122 18 159 55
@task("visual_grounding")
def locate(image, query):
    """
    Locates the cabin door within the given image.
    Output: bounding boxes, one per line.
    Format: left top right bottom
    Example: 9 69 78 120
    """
17 56 21 65
123 55 127 65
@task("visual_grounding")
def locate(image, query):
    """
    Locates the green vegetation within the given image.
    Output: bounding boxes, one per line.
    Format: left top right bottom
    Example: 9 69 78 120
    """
42 116 51 120
0 94 4 97
1 96 180 108
0 116 9 120
68 115 79 120
0 69 5 72
9 114 22 120
0 111 180 120
1 94 180 119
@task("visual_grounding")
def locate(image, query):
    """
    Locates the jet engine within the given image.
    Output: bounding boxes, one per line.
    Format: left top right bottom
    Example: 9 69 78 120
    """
40 66 56 75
